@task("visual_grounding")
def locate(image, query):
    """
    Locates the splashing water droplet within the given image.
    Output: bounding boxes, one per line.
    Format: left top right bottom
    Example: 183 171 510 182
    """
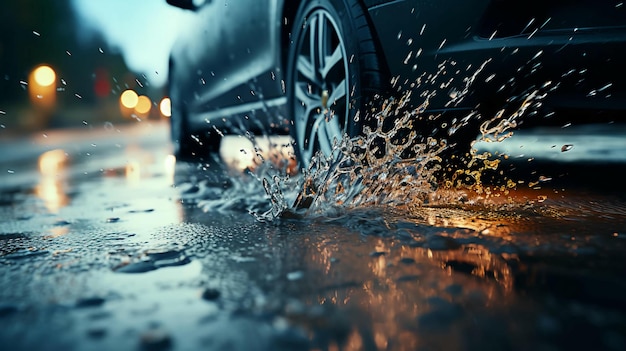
189 61 554 222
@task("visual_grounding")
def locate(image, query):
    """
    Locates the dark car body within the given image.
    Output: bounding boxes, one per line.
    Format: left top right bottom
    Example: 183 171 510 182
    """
167 0 626 161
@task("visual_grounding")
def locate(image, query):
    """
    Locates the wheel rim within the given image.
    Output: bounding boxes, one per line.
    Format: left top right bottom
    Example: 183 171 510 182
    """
293 8 350 166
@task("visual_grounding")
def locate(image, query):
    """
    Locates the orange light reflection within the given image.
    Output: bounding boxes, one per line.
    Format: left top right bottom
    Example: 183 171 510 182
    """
290 212 522 351
164 154 176 185
125 160 141 182
36 149 69 212
219 136 297 175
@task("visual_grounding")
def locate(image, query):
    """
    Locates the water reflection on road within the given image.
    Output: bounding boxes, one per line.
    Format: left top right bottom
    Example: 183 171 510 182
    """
0 121 624 350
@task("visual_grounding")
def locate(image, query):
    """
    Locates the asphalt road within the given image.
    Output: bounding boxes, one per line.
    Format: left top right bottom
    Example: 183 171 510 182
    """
0 120 625 351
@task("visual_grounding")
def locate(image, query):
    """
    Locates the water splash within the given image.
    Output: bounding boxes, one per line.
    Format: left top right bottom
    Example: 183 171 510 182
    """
190 64 552 222
275 84 548 219
176 142 300 222
293 97 448 215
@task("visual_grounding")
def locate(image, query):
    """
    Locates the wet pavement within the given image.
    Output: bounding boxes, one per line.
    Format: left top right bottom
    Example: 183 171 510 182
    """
1 121 626 351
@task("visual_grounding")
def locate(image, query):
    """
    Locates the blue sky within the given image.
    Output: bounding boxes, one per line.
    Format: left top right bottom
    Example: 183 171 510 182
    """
70 0 193 88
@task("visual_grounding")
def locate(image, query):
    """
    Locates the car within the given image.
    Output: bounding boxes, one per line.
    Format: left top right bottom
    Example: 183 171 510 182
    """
165 0 626 169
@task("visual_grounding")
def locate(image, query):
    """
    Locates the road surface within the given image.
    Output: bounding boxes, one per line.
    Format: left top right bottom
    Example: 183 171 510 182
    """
0 120 625 350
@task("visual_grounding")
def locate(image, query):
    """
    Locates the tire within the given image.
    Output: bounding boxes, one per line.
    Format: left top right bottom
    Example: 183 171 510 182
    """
287 0 383 169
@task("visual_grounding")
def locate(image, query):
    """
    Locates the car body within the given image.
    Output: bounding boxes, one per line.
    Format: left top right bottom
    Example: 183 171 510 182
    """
166 0 626 166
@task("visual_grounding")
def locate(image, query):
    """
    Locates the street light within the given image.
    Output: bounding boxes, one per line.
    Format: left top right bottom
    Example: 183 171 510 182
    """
33 66 56 87
134 95 152 117
119 89 139 118
160 97 171 118
29 64 57 109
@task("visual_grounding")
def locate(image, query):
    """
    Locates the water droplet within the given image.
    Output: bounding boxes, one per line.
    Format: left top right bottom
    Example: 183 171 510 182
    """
76 297 106 308
201 288 220 301
4 249 49 260
438 39 446 50
115 248 191 273
287 271 304 281
139 328 172 351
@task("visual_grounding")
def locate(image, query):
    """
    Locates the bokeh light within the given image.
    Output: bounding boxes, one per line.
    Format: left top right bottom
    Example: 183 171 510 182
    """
120 89 139 109
33 65 56 87
160 97 171 117
135 95 152 115
28 64 58 113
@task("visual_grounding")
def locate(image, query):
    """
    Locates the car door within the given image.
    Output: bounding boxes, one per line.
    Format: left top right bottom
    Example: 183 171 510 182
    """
173 0 283 122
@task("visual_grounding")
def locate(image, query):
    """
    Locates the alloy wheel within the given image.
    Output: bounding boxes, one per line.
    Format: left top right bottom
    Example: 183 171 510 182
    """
292 8 350 166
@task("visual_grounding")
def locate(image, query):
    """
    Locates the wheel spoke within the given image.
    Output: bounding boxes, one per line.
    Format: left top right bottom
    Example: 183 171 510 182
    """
320 45 343 80
296 55 316 84
308 14 320 75
315 12 327 73
329 78 347 106
299 109 325 162
324 112 344 149
316 121 333 156
294 83 322 119
294 81 322 156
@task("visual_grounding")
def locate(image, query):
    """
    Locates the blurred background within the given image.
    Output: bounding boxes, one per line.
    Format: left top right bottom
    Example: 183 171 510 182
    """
0 0 190 135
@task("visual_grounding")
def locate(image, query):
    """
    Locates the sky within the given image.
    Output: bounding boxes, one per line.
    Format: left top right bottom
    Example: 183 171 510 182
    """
70 0 193 88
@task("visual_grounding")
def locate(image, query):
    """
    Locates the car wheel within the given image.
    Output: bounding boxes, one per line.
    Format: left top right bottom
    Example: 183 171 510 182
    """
287 0 383 169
